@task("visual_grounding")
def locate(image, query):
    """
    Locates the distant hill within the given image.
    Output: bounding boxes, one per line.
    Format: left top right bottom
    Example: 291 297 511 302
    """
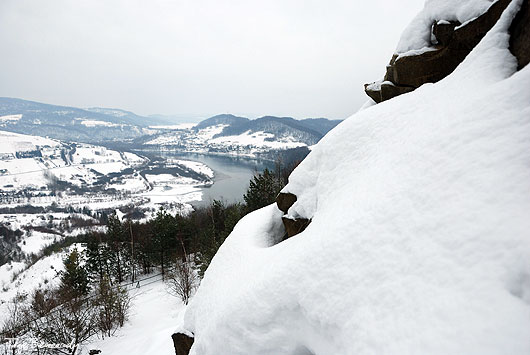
0 98 151 143
0 98 194 143
193 114 250 130
0 97 342 148
194 114 342 146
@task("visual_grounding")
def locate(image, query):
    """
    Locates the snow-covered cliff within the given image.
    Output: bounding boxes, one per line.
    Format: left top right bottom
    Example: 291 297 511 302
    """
180 0 530 354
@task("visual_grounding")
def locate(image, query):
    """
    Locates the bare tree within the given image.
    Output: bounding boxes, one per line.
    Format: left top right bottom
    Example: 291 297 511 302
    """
94 275 130 338
28 288 98 355
1 293 28 339
166 256 198 305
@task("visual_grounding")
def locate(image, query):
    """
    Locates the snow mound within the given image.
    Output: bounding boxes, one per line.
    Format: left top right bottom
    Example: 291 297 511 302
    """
396 0 495 53
183 1 530 354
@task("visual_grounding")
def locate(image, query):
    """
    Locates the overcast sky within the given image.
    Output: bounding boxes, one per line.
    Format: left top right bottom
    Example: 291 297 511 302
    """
0 0 424 120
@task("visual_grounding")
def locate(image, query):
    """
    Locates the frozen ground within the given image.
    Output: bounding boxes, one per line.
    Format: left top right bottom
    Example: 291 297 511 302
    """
82 280 185 355
183 1 530 354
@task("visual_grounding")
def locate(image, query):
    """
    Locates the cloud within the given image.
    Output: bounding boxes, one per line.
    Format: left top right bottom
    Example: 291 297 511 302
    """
0 0 424 119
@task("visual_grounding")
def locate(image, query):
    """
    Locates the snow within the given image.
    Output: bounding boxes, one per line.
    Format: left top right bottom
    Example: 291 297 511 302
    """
79 120 121 128
0 130 59 154
209 130 306 149
170 159 214 179
18 230 58 255
107 177 147 192
149 123 197 130
183 1 530 354
396 0 495 53
0 114 22 123
84 280 185 355
0 248 73 322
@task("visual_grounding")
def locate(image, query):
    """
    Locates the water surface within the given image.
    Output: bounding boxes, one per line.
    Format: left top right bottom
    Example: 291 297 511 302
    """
147 151 274 206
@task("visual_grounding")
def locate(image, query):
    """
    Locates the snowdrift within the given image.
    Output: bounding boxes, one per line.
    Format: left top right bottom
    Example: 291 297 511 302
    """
182 1 530 354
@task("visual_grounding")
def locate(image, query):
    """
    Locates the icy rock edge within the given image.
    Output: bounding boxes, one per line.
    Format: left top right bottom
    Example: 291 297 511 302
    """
178 1 530 354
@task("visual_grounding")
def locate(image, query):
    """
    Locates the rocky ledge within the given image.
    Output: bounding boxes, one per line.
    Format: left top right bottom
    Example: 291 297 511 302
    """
365 0 528 103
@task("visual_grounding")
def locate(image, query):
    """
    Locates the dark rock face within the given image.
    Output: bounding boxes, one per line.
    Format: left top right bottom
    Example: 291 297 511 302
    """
172 332 194 355
276 192 298 214
275 192 311 239
510 0 530 69
282 216 311 239
364 80 415 103
364 0 512 103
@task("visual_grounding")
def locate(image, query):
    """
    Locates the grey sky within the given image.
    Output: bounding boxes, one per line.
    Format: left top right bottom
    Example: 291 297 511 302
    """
0 0 424 120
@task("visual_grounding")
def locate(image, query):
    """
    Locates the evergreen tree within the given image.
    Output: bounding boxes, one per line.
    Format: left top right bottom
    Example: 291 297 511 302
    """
243 168 283 213
106 214 128 283
85 233 107 283
152 208 178 276
61 248 90 297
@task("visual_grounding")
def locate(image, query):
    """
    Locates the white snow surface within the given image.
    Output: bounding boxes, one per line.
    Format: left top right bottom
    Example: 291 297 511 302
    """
84 280 185 355
209 130 306 149
0 130 59 154
396 0 495 53
184 2 530 354
79 120 121 128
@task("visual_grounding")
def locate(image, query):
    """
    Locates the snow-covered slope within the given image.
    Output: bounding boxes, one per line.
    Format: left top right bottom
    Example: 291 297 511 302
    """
85 280 185 355
182 1 530 354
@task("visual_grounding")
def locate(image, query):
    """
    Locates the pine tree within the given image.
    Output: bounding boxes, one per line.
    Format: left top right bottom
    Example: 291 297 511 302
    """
243 168 283 213
60 248 90 297
152 208 178 276
106 214 128 283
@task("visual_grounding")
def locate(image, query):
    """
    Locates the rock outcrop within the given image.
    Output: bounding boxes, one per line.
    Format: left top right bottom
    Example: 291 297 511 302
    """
365 0 514 103
171 332 194 355
276 192 311 239
276 192 298 214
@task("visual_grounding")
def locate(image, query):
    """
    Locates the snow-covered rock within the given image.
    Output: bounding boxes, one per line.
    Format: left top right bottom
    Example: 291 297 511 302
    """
181 1 530 354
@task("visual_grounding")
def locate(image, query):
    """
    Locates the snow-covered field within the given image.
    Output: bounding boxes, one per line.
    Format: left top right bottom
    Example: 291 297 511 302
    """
0 130 59 154
182 1 530 354
208 130 305 150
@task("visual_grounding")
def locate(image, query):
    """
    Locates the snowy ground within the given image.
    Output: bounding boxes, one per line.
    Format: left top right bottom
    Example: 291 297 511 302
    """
0 246 183 355
0 245 81 323
82 280 185 355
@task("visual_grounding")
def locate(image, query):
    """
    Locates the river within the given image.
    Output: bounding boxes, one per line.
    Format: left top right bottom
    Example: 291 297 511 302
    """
143 151 274 206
